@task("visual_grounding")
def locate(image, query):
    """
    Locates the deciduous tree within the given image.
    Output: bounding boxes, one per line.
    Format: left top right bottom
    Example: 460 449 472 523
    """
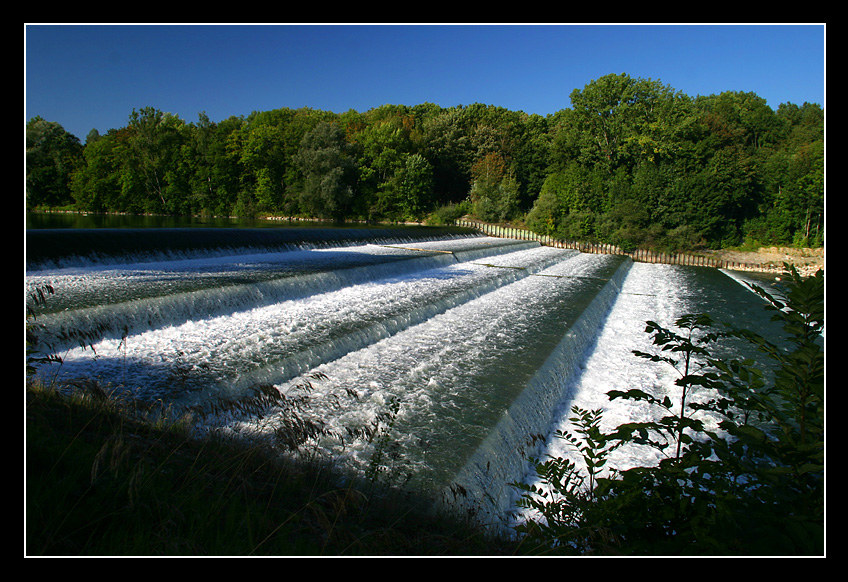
293 121 357 221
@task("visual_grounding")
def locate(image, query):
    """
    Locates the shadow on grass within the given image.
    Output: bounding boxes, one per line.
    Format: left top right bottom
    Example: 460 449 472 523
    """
25 381 547 557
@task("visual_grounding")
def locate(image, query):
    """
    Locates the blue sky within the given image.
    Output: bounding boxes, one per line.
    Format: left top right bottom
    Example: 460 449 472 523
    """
25 23 825 142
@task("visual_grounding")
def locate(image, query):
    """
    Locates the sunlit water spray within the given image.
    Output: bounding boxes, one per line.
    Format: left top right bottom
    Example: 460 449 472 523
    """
221 252 631 517
509 262 788 529
28 240 559 402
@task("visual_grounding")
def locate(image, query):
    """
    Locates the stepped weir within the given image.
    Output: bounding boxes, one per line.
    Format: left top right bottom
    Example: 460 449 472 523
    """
26 225 780 527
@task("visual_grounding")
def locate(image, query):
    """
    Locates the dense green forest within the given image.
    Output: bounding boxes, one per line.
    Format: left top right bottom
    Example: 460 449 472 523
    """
26 73 824 251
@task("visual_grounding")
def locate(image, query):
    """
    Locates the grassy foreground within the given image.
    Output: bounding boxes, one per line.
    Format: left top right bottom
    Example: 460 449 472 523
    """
25 380 536 557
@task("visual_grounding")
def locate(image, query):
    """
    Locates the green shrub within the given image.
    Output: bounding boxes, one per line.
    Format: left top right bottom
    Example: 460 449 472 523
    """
513 264 824 555
425 200 470 226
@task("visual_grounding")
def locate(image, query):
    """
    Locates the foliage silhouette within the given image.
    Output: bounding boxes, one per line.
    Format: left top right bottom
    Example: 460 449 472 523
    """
513 264 824 555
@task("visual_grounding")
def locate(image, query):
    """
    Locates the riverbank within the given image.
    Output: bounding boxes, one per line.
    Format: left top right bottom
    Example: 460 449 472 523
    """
26 381 529 556
702 246 824 277
454 218 825 275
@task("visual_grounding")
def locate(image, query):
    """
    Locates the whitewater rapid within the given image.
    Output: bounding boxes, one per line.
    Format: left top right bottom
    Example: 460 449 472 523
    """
508 261 786 527
27 230 782 527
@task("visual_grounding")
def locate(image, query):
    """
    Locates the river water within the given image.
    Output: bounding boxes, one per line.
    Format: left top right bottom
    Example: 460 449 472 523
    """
25 216 787 526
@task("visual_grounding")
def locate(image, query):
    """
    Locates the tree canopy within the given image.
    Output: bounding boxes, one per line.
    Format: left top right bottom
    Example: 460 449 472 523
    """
26 73 824 250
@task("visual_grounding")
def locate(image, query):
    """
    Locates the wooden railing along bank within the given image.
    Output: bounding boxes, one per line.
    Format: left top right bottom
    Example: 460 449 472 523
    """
454 219 775 273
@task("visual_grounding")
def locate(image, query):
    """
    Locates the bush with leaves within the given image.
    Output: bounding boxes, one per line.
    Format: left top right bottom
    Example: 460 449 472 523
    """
513 264 824 555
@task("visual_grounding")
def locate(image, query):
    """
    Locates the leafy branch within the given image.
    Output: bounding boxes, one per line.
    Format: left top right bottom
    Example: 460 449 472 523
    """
607 313 721 462
513 264 824 555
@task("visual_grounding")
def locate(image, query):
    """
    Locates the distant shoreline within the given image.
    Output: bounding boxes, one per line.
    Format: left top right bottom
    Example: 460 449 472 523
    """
26 210 824 276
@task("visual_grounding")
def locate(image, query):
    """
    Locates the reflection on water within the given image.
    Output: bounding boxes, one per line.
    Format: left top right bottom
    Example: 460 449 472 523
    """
27 212 335 229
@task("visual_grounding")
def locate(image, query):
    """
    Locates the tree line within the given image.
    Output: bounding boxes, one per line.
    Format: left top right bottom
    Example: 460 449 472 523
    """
26 73 824 251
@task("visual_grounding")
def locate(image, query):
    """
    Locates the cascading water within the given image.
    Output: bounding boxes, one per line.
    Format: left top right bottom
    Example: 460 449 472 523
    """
230 252 632 517
24 225 476 270
26 226 786 530
27 237 557 402
508 261 790 530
